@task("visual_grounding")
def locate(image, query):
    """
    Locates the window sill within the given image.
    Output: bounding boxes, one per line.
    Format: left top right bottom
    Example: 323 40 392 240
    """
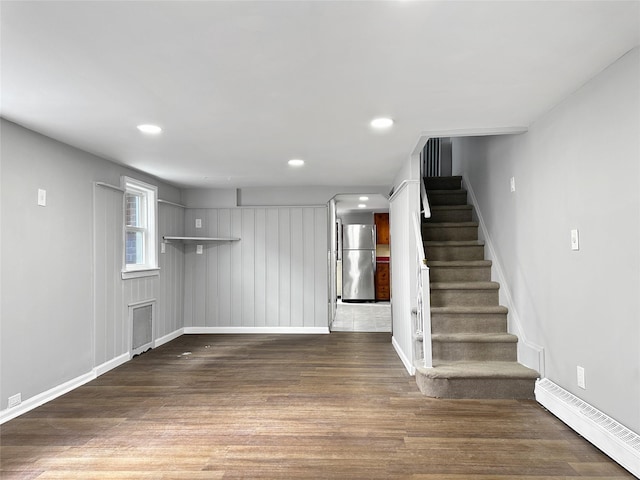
121 268 160 280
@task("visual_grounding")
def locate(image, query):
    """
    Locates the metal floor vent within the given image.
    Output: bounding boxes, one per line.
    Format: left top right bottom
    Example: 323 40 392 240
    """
130 301 154 356
536 378 640 476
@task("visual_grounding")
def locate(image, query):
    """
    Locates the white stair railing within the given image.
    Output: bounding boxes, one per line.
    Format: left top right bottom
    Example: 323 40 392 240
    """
412 211 432 369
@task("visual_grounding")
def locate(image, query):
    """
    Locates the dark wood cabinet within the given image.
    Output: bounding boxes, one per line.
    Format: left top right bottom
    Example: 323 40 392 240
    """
375 262 390 301
374 213 389 245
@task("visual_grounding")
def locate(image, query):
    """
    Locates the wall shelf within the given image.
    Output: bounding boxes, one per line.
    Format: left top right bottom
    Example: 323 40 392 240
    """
163 236 240 242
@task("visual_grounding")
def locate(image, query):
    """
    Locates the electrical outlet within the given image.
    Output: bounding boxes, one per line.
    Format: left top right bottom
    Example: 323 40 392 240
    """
196 245 203 255
195 218 202 229
577 366 586 389
510 177 516 193
37 189 47 206
571 229 580 251
8 393 21 408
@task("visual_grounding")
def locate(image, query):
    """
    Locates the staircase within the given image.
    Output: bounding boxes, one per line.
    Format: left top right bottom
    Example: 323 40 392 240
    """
416 176 539 399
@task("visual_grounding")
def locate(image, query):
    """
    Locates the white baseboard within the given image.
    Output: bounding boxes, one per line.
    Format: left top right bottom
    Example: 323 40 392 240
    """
536 378 640 477
94 352 130 377
155 328 184 347
0 371 95 425
184 326 330 334
392 335 415 376
462 177 545 375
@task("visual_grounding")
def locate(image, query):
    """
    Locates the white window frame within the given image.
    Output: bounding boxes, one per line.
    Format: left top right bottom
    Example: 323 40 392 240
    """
121 176 159 279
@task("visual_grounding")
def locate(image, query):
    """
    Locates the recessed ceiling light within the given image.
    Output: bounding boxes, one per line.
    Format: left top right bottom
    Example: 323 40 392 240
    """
359 196 369 201
370 117 394 129
137 124 162 134
288 159 305 167
358 204 367 208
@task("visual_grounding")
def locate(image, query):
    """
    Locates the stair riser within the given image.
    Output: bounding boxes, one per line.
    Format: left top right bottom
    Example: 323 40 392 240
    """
432 341 517 362
429 266 491 282
431 314 507 335
431 289 499 307
416 375 536 399
428 192 468 206
425 245 485 261
425 176 462 191
423 226 478 241
428 209 473 223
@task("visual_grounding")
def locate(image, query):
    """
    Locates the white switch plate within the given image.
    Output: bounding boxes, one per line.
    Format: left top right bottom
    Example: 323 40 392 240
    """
196 245 203 255
160 243 166 254
37 189 47 206
571 229 580 251
195 218 202 228
509 177 516 192
577 366 586 389
8 393 21 408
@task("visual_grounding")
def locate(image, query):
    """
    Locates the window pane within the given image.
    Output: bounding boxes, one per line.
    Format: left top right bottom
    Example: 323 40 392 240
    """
125 193 143 227
125 230 145 265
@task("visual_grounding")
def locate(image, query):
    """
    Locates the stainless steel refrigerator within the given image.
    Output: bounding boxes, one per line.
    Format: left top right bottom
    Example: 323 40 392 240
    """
342 224 376 301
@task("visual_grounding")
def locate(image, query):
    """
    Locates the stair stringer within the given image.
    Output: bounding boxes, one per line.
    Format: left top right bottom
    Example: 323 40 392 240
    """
461 176 545 376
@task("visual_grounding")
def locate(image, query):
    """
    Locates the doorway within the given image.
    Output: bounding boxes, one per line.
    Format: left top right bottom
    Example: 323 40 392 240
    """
328 193 391 332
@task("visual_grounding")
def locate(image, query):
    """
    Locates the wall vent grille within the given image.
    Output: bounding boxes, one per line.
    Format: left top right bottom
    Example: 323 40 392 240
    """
129 301 154 356
536 378 639 476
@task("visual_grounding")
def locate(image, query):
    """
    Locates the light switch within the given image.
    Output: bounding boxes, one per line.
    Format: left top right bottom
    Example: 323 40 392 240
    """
160 243 166 254
37 189 47 206
195 218 202 229
571 229 580 251
196 245 203 255
509 177 516 193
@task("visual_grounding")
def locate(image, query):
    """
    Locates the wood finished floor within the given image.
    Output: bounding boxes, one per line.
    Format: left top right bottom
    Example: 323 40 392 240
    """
1 333 633 479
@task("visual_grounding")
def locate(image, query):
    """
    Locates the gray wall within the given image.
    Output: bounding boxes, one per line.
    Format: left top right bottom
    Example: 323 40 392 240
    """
1 119 183 410
183 207 328 330
452 48 639 432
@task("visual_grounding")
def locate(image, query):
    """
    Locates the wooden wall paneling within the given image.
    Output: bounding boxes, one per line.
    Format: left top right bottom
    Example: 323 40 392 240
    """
206 209 219 327
314 207 329 327
278 208 292 327
156 203 185 337
231 209 243 326
241 209 256 327
158 203 185 336
93 185 126 366
183 241 195 328
217 209 232 327
302 208 316 327
181 206 328 331
266 208 280 327
254 208 267 327
290 208 304 327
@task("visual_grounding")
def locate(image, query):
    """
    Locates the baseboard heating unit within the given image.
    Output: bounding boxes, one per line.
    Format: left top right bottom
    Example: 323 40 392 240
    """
535 378 640 477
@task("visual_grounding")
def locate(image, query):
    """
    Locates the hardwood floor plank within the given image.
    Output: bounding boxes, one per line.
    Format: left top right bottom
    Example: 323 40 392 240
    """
1 333 633 479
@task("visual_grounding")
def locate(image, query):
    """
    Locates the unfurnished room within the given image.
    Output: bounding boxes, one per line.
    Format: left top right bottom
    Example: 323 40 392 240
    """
1 1 639 478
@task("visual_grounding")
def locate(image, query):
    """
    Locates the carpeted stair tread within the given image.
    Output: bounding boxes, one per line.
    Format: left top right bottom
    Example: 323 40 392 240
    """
425 240 484 246
430 281 500 290
432 333 518 343
416 361 540 380
423 221 479 227
431 305 508 314
430 205 472 211
427 260 492 268
428 189 467 195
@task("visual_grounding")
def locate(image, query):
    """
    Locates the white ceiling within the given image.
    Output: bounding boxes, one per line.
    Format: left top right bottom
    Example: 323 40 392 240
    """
2 1 639 189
